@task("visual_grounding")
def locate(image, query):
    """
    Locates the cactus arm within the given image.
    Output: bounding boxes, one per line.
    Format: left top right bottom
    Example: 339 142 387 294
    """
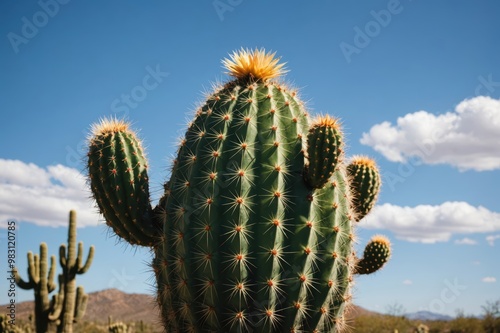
32 254 40 284
304 115 343 189
347 156 381 221
59 245 67 269
73 286 88 323
48 275 64 321
76 242 94 274
87 123 160 246
75 242 82 270
14 252 35 290
354 235 391 275
14 268 33 289
47 255 57 293
47 294 62 322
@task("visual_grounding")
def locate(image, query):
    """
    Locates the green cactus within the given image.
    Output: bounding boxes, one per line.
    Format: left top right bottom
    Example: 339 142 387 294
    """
52 210 94 333
87 122 157 246
108 317 133 333
346 156 381 221
88 48 390 332
108 323 132 333
15 211 93 333
354 235 391 275
304 115 343 189
415 323 429 333
0 313 31 333
14 243 56 333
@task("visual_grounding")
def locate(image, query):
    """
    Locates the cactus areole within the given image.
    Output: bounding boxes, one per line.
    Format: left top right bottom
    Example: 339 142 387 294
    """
88 48 390 332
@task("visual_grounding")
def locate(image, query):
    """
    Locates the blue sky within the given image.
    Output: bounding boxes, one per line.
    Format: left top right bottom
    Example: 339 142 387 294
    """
1 1 499 317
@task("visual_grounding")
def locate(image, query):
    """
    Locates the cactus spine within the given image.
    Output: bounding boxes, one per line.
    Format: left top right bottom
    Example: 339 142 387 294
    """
88 48 390 332
14 211 93 333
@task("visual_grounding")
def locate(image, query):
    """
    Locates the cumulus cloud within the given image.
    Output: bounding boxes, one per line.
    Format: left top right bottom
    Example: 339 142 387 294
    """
360 96 500 171
0 159 100 227
482 277 496 283
402 279 413 285
360 202 500 243
454 238 477 245
486 234 500 246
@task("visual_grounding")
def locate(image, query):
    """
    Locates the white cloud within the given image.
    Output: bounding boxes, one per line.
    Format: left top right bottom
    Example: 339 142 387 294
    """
454 237 477 245
402 279 413 285
360 96 500 171
482 277 496 283
361 202 500 243
0 159 100 228
486 234 500 246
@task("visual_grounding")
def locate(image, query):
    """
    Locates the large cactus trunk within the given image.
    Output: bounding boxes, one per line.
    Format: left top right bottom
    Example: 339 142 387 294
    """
152 77 355 332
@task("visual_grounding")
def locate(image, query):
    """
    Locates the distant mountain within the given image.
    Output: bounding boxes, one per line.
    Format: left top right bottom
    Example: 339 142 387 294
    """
346 304 380 319
84 288 161 324
4 288 377 328
5 288 161 330
406 310 454 321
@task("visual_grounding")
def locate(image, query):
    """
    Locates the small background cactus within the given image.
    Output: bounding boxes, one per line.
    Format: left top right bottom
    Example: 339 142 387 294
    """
14 211 94 333
0 314 32 333
108 316 134 333
87 48 390 332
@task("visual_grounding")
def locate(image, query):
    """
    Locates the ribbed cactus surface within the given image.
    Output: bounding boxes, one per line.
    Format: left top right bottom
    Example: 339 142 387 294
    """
88 48 390 333
346 157 381 221
354 235 391 275
88 125 156 246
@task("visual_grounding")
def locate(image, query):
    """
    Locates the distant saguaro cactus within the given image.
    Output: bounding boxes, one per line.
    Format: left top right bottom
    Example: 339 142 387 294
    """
0 313 32 333
15 211 94 333
108 316 133 333
51 210 94 333
14 243 56 333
